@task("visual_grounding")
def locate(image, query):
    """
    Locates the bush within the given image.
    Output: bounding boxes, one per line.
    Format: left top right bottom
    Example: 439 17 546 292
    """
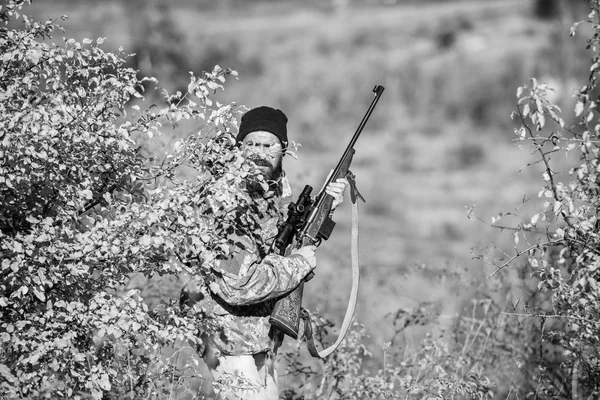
476 1 600 397
0 1 267 398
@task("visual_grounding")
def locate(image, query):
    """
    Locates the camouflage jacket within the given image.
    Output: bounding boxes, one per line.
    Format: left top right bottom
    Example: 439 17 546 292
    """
201 175 314 355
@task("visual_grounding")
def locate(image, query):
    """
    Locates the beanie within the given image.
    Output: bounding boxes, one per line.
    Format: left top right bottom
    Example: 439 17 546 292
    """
236 106 288 150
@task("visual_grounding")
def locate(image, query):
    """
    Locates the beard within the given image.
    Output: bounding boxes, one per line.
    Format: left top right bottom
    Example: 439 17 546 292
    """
245 156 283 196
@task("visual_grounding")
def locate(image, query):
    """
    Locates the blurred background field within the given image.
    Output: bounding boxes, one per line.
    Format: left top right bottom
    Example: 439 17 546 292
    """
19 0 593 393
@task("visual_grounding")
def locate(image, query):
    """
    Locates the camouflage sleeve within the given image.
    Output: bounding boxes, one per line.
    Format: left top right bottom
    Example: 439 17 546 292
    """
208 253 313 306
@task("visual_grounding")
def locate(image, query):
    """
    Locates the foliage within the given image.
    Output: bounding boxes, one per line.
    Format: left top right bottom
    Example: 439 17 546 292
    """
279 307 496 400
0 4 504 397
473 0 600 397
0 1 275 398
7 0 600 398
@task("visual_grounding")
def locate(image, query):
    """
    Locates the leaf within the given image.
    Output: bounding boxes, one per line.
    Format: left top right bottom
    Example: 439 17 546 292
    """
26 216 40 224
97 372 111 390
0 364 16 383
11 286 28 298
12 241 23 253
575 101 585 117
80 189 93 200
140 235 152 247
32 287 45 302
537 112 546 128
117 319 130 331
553 201 562 214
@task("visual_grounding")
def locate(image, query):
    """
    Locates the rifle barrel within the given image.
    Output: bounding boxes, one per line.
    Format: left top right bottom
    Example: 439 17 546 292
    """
320 85 385 197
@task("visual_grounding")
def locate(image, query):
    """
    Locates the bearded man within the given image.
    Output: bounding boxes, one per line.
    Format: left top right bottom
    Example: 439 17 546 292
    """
182 106 347 399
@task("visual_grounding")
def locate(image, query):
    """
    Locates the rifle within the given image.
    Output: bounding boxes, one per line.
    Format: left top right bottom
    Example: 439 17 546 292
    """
269 85 385 349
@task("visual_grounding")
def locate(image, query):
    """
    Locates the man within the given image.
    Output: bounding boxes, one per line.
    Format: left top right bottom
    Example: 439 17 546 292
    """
182 106 347 399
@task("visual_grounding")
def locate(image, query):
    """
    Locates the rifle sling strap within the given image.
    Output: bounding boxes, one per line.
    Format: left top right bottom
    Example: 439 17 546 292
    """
303 197 360 358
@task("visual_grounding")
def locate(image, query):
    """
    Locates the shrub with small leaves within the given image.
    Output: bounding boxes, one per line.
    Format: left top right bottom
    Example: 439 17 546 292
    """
0 1 272 398
477 0 600 397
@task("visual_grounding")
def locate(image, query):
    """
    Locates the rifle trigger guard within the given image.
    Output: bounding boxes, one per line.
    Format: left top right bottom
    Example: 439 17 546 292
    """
346 170 365 204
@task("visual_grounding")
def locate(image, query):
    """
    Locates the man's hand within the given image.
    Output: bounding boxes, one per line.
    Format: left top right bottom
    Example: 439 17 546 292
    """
326 177 349 210
291 245 317 269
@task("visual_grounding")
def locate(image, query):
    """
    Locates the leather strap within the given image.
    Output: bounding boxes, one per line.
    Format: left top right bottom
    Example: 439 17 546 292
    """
303 193 361 358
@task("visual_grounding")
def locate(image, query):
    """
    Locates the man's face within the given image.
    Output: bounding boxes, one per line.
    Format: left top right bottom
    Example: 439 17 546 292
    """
241 131 284 182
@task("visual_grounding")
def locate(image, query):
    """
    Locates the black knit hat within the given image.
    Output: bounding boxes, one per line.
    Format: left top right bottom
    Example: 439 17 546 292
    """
236 106 288 150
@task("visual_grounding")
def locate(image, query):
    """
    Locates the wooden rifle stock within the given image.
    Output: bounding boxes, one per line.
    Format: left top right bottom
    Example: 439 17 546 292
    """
269 85 385 340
